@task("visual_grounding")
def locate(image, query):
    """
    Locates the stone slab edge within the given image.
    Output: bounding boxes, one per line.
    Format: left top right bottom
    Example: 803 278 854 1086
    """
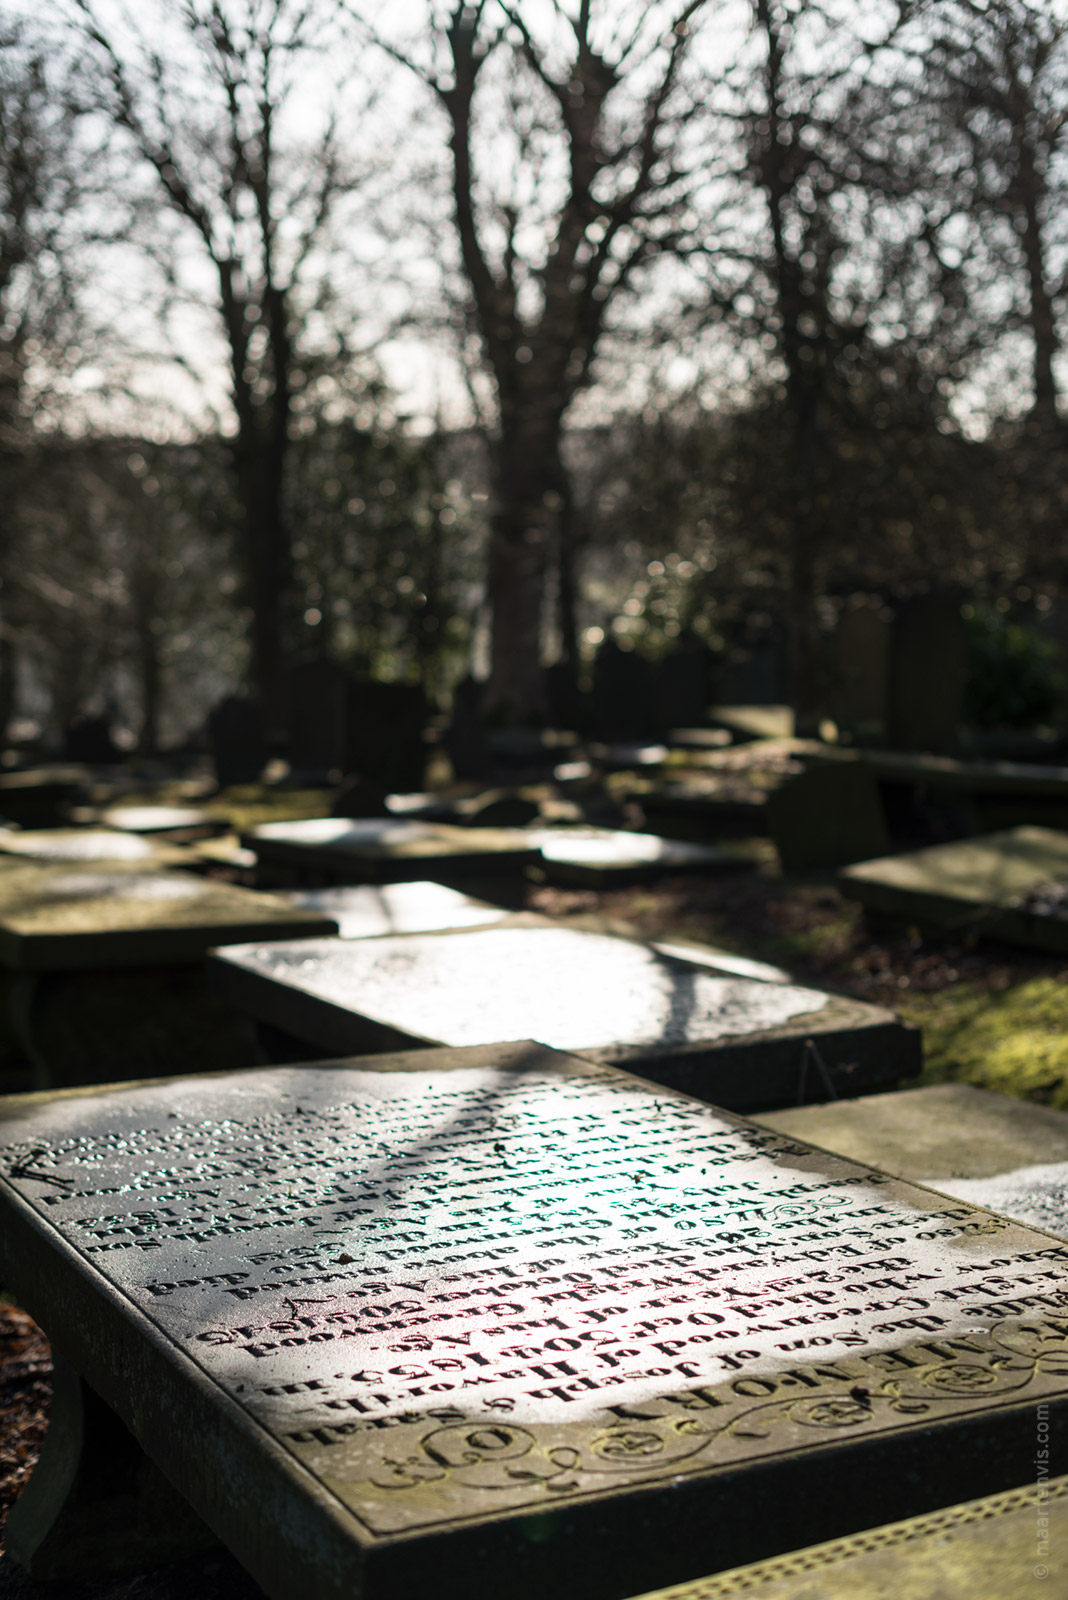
0 914 340 972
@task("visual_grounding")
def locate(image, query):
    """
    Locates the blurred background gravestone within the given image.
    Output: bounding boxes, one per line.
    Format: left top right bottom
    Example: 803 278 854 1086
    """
206 695 267 788
831 602 891 740
286 656 353 779
345 679 428 793
443 676 492 781
886 594 967 753
590 639 660 740
656 628 715 729
64 714 120 765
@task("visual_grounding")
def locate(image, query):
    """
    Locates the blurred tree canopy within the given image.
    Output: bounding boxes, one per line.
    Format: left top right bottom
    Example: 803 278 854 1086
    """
2 0 1067 748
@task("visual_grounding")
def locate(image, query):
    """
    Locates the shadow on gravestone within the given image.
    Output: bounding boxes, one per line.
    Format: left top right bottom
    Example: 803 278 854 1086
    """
285 657 353 779
766 757 890 872
830 602 891 739
590 639 661 741
345 680 428 794
887 594 967 753
205 696 268 789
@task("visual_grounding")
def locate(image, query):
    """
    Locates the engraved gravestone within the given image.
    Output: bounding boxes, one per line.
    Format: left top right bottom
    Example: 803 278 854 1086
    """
4 1047 1068 1600
627 1476 1068 1599
212 924 920 1109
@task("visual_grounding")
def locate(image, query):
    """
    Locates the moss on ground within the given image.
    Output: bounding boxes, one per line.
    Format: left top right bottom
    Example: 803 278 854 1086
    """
901 975 1068 1107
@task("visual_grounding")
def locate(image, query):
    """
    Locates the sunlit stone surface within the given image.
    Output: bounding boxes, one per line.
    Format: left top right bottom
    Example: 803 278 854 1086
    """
0 828 183 864
0 862 338 968
529 827 734 870
281 881 510 939
4 1049 1068 1593
218 925 828 1051
100 806 216 833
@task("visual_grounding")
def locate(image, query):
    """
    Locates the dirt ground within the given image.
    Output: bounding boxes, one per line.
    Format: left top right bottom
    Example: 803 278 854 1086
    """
2 865 1066 1593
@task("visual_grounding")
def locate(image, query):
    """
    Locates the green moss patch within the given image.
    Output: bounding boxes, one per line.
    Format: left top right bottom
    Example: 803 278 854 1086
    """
902 976 1068 1107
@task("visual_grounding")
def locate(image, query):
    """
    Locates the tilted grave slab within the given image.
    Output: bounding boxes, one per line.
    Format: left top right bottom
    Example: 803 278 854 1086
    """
211 924 920 1110
527 827 757 888
4 1047 1068 1600
761 1084 1068 1240
279 880 511 939
0 826 189 867
243 817 540 890
626 1475 1068 1599
839 826 1068 953
0 861 338 970
0 863 338 1089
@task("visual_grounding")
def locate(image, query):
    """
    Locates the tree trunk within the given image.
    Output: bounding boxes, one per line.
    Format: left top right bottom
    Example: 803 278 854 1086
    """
484 425 557 723
1018 140 1059 429
238 448 289 745
137 622 161 757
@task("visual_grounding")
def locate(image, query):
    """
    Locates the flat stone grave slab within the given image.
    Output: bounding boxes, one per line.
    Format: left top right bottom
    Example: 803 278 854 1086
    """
0 767 89 828
527 828 758 888
0 861 339 970
627 1475 1068 1599
839 826 1068 952
4 1047 1068 1600
0 865 342 1090
280 881 511 938
0 826 189 867
211 924 920 1110
243 817 540 888
98 805 228 841
760 1084 1068 1239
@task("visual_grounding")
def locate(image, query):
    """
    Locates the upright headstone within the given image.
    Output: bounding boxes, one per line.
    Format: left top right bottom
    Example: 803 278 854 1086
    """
4 1048 1068 1598
287 657 354 777
346 680 428 793
591 640 661 741
443 676 492 781
831 602 891 736
657 630 715 731
64 715 120 765
886 594 967 753
765 759 890 872
206 696 268 788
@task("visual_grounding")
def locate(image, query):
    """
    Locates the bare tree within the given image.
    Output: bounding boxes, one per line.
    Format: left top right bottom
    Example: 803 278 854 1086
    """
68 0 380 736
916 0 1068 430
365 0 710 723
0 22 108 738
